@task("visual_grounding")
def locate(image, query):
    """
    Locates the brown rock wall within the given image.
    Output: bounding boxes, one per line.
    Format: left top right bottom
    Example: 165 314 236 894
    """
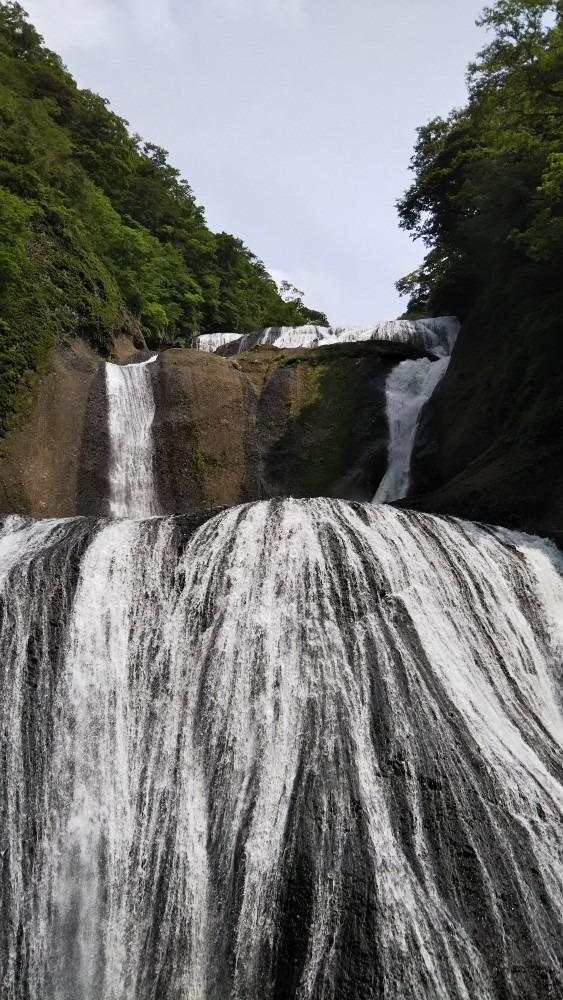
154 342 424 512
153 349 256 514
0 338 102 518
0 336 425 519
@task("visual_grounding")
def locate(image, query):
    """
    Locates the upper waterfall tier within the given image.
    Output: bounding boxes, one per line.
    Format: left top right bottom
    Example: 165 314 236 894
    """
1 499 563 999
105 356 158 518
195 317 460 357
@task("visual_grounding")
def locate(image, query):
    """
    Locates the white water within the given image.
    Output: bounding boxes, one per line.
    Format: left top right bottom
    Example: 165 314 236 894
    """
105 356 158 517
195 332 247 353
195 317 460 357
374 356 450 503
2 500 563 998
2 307 562 998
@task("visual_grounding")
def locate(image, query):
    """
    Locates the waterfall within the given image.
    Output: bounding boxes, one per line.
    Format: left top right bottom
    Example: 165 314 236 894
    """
2 499 563 999
195 332 246 353
374 356 449 503
105 356 158 518
193 320 456 506
195 317 460 357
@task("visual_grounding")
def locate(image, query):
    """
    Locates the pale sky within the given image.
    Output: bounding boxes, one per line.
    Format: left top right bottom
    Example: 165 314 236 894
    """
23 0 486 324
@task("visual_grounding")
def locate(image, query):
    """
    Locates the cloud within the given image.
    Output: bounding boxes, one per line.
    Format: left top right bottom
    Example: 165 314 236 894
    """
125 0 177 44
23 0 177 53
206 0 306 22
24 0 117 51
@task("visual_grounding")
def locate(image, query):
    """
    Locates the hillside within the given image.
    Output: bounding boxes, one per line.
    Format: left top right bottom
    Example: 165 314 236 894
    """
0 2 327 433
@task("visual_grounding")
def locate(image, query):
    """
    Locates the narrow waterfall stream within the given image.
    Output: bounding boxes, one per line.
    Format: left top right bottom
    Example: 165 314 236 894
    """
374 356 449 503
1 501 563 999
105 356 158 517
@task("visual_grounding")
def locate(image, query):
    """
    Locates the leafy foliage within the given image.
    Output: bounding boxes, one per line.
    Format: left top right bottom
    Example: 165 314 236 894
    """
0 2 327 430
396 0 563 321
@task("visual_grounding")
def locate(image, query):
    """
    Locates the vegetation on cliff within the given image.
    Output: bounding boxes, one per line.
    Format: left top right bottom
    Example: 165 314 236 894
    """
397 0 563 327
0 3 327 431
398 0 563 538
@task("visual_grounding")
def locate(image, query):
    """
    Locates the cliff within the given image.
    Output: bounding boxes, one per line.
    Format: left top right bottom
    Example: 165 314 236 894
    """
153 340 432 511
389 4 563 544
406 291 563 544
0 336 427 518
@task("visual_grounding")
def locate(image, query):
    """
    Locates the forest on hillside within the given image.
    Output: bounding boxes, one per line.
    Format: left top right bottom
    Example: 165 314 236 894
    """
397 0 563 332
0 2 327 431
2 0 562 436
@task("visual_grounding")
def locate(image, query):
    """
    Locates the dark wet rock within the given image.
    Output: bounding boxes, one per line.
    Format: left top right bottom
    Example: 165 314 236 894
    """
405 297 563 543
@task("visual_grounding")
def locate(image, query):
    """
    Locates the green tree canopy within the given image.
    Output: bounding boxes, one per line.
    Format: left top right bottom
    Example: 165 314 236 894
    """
396 0 563 320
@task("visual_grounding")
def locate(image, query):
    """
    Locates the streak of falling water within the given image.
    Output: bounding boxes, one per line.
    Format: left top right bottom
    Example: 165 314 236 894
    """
2 500 563 999
105 357 158 517
374 356 449 503
48 518 209 1000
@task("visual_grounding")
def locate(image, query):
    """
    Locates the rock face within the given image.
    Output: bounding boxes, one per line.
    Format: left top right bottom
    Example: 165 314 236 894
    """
406 300 563 543
153 341 426 513
8 306 561 543
0 335 145 519
0 338 101 519
0 336 428 517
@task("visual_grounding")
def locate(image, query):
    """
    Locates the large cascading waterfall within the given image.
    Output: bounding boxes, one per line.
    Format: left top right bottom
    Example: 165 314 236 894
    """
374 356 450 503
195 317 460 356
2 499 563 999
105 356 158 517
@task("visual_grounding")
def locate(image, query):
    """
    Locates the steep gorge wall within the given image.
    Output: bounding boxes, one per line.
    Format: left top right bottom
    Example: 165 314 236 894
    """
407 294 563 543
4 313 561 542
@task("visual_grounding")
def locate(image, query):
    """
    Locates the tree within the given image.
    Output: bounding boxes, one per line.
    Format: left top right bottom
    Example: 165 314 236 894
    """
0 2 44 59
0 186 30 294
396 0 563 317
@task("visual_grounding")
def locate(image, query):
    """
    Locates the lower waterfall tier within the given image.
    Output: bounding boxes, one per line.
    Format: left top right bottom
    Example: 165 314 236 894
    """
1 500 563 999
